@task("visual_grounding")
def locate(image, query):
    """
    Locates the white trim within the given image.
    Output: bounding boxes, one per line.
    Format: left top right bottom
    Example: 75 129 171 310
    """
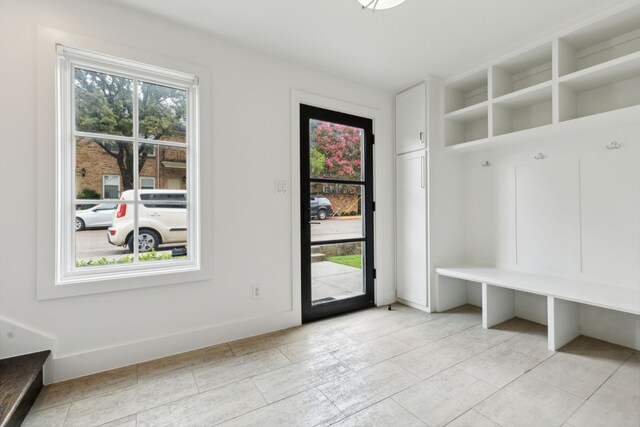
37 27 213 300
290 90 384 321
57 46 200 285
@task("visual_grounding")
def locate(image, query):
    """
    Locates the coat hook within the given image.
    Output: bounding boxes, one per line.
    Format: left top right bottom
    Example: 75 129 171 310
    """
481 161 491 167
534 153 546 160
606 141 621 150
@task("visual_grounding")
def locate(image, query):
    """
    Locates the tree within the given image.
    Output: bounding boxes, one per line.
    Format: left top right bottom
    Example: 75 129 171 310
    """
310 120 362 181
74 69 186 191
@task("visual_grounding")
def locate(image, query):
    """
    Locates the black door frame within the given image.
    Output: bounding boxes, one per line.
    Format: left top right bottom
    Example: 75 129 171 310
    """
300 104 375 323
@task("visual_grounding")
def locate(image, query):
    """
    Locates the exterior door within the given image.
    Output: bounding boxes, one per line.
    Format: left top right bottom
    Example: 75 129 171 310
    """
300 104 375 322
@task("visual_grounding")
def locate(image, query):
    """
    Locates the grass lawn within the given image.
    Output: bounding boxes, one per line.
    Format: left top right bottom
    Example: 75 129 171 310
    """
327 255 362 269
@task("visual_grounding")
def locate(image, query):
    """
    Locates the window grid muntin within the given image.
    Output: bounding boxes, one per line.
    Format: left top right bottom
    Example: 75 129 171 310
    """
58 47 198 283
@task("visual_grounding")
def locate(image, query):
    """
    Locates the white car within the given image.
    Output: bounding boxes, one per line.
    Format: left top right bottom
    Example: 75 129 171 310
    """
75 204 117 231
107 190 187 252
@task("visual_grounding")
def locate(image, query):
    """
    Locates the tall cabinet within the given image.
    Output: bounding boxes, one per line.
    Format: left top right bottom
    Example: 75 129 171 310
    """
395 82 428 310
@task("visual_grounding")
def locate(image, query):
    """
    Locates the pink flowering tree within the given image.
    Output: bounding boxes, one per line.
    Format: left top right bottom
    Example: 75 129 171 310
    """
310 120 362 181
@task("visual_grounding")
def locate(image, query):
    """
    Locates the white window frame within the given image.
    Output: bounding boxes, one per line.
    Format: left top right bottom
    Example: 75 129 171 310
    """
103 174 121 199
140 176 156 189
55 45 201 286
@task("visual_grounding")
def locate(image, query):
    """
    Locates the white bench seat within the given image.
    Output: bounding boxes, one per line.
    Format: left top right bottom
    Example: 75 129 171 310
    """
436 267 640 350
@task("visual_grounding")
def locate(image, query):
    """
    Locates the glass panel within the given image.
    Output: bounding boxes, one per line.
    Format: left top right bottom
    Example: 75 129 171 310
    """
310 183 363 242
76 138 132 200
75 204 133 268
309 119 364 181
138 81 187 143
139 144 187 191
311 242 364 304
74 68 133 137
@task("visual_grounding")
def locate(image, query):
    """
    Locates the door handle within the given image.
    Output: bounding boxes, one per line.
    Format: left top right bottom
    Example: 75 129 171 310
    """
419 131 424 144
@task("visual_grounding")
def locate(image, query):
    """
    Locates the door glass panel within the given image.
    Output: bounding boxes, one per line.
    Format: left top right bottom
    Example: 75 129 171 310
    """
309 119 364 181
310 183 364 242
311 242 364 305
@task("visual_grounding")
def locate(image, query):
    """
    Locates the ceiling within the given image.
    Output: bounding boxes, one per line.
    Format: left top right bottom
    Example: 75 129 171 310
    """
112 0 632 91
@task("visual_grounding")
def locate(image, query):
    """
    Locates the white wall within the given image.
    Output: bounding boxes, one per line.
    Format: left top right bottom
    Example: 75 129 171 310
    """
462 123 640 290
459 124 640 348
0 0 395 381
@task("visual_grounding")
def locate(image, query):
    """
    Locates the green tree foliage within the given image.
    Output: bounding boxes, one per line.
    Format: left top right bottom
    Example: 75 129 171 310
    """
74 69 186 191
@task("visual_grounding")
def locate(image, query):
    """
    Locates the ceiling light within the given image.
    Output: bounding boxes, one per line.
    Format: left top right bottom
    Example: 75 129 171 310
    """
357 0 407 11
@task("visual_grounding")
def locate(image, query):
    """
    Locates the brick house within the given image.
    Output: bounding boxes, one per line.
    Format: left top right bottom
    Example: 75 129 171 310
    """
75 139 187 199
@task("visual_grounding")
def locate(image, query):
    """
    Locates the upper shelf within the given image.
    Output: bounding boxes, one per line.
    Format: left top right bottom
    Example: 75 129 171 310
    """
440 3 640 153
559 51 640 91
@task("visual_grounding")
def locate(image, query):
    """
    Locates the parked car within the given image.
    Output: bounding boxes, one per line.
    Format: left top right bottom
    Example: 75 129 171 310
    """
75 204 117 231
310 196 333 220
108 190 187 252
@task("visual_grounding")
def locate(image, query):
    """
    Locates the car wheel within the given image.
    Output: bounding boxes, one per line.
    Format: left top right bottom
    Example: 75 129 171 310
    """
75 218 85 231
317 209 327 220
128 230 160 253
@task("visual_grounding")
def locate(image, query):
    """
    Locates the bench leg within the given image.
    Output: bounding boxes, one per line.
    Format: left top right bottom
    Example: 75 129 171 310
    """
482 283 515 328
548 297 580 351
436 275 470 312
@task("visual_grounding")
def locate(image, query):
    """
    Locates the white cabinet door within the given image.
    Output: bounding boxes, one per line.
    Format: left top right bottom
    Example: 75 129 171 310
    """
396 82 426 154
396 150 428 307
580 143 640 288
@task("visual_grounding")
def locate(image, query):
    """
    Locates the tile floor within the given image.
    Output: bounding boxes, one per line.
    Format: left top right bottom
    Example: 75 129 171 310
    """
24 304 640 426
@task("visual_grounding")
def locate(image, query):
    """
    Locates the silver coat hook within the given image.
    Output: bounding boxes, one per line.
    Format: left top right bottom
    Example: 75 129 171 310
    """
534 153 546 160
606 141 621 150
481 161 491 167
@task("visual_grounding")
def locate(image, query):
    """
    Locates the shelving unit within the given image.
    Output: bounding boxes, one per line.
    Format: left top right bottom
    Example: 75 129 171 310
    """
492 43 552 97
444 69 487 114
444 103 488 146
442 4 640 153
493 82 552 136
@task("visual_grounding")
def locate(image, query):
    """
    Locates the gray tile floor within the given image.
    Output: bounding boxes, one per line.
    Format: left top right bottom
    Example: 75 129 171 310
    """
24 304 640 426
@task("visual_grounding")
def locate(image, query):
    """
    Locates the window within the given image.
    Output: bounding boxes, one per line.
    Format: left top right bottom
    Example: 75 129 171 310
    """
103 175 120 198
140 177 155 189
56 45 200 285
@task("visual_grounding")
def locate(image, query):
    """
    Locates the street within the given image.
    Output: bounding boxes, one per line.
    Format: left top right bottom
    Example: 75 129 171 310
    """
75 217 363 261
310 217 362 242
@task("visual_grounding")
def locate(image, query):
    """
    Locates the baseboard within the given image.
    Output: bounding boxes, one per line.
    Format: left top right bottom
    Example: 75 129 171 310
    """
396 298 430 313
51 310 299 383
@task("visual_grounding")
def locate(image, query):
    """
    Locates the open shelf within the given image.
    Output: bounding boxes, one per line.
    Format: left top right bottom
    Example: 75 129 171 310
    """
445 104 488 147
558 7 640 77
445 104 640 154
559 51 640 91
439 4 640 152
492 43 552 98
493 82 552 136
444 69 488 114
